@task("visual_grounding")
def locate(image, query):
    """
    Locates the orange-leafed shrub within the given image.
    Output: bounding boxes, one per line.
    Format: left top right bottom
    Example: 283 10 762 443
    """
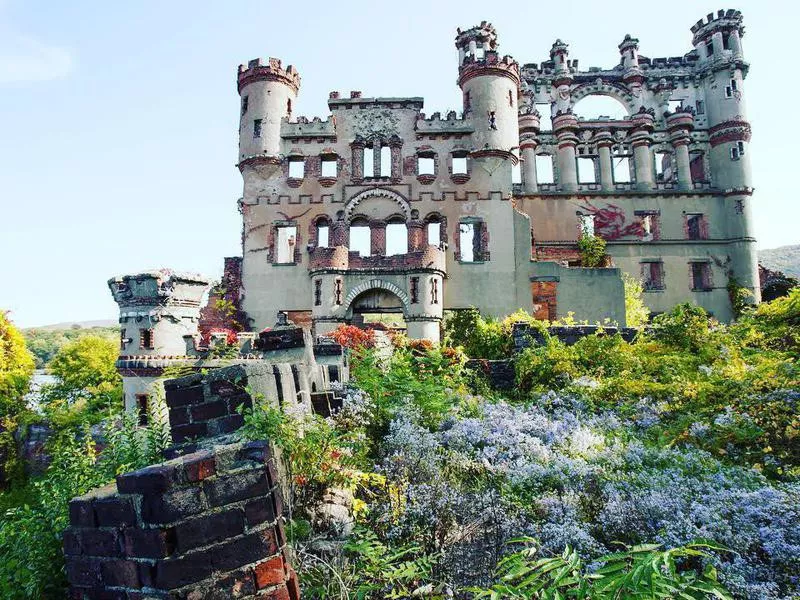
325 325 376 350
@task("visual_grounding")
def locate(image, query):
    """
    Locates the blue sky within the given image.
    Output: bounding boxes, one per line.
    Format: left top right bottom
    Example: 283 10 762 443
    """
1 0 797 328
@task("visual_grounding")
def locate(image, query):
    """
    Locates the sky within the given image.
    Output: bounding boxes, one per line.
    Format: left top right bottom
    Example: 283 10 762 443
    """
1 0 798 328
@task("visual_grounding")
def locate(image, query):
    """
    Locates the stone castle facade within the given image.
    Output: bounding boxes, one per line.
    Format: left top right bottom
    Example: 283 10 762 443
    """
227 9 757 342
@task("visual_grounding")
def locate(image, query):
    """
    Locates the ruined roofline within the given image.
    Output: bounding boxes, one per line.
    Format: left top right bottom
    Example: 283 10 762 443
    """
327 94 424 110
107 269 210 287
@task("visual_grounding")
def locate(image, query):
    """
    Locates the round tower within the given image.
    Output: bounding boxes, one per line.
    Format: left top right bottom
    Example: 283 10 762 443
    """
455 22 520 154
108 270 210 412
691 9 758 302
236 57 301 161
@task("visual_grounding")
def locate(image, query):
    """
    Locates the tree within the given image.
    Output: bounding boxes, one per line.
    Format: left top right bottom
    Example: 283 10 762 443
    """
623 273 650 327
0 311 35 417
43 336 121 423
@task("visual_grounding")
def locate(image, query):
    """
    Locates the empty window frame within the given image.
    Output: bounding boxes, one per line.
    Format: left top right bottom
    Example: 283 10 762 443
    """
430 278 439 304
579 214 595 237
730 141 746 160
275 225 297 263
577 157 597 183
535 154 554 184
288 159 305 179
512 161 522 184
135 394 149 426
139 329 154 350
427 220 441 247
380 146 391 177
654 152 673 181
690 262 712 291
475 46 485 60
612 155 632 183
637 213 659 241
418 155 435 175
120 329 127 351
385 221 408 256
349 220 371 256
363 146 374 177
459 221 483 262
452 153 468 175
641 261 664 291
689 151 705 182
686 214 706 240
316 222 330 248
695 100 705 115
320 156 337 177
667 99 683 113
314 279 322 306
241 96 249 116
410 277 419 304
725 78 738 98
537 104 553 130
253 119 262 138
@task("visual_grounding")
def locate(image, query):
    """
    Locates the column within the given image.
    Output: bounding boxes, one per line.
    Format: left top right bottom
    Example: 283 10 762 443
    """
666 111 694 191
520 142 538 193
370 220 386 256
729 29 742 56
553 113 579 193
632 139 654 191
331 219 349 247
595 131 614 192
407 220 425 252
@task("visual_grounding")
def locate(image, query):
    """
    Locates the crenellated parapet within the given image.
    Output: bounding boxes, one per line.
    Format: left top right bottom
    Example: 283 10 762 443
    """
457 51 520 87
280 115 336 139
237 57 301 94
690 9 744 48
415 111 473 135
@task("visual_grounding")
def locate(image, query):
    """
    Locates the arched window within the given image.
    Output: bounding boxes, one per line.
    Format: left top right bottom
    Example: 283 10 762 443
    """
349 218 370 256
314 217 331 248
573 94 628 120
425 214 443 247
386 217 408 256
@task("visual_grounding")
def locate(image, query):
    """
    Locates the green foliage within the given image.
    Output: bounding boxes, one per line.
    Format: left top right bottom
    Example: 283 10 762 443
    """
40 336 122 426
471 538 732 599
22 326 118 369
727 276 754 319
444 307 547 360
577 233 607 268
298 527 447 599
649 303 715 355
623 273 650 327
0 429 108 599
351 344 468 429
0 311 36 485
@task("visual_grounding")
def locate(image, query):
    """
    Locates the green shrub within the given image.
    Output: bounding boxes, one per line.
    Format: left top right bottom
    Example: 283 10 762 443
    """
577 233 607 268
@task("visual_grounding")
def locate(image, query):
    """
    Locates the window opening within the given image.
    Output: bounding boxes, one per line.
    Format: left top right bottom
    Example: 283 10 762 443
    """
691 262 711 291
314 279 322 306
386 222 408 256
613 156 632 183
577 157 596 183
321 157 337 177
253 119 262 138
418 156 435 175
459 221 483 262
512 161 522 184
452 155 468 175
349 220 371 256
410 277 419 304
430 278 439 304
288 159 304 179
363 146 374 177
136 394 149 426
380 146 391 177
579 214 595 237
655 152 673 181
427 221 441 247
139 329 154 350
334 279 343 305
241 96 248 116
642 261 664 291
686 214 705 240
276 225 297 262
316 223 329 248
536 154 554 183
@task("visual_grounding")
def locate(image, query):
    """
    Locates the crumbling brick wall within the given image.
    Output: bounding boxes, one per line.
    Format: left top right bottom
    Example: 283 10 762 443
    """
64 442 299 600
64 361 307 599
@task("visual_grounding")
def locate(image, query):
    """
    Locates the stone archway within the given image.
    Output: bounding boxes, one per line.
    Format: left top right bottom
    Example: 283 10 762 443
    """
343 188 411 221
343 278 410 314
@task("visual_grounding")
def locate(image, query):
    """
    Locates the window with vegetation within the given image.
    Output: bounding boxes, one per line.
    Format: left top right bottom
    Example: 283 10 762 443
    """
641 260 665 290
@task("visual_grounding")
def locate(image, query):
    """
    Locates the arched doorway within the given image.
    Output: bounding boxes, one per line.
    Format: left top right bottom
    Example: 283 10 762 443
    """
347 287 407 334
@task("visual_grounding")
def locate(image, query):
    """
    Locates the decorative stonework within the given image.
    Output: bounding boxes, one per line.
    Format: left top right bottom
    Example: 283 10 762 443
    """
351 110 400 139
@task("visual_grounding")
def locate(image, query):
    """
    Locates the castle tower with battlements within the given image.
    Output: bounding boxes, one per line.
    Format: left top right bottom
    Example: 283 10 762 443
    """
221 9 757 342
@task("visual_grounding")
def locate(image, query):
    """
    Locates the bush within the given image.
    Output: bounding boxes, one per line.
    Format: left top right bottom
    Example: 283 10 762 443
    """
324 324 376 351
578 233 607 268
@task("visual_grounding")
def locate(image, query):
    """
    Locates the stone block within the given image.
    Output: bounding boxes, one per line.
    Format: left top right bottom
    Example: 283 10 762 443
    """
171 422 209 444
79 529 121 558
153 553 215 589
100 559 141 589
237 440 271 464
168 407 190 427
210 379 246 397
69 497 96 528
254 555 286 589
65 556 103 587
204 470 269 507
63 529 82 556
212 414 245 435
183 451 216 483
117 463 179 496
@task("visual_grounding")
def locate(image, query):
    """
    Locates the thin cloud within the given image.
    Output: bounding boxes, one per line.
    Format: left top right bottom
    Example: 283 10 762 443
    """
0 30 74 84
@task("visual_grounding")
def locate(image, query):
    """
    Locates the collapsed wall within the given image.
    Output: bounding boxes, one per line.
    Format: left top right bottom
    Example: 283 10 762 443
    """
63 360 317 599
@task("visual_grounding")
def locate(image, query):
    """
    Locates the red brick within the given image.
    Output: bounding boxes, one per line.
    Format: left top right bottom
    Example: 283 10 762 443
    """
261 584 291 600
189 400 228 421
183 451 216 483
171 422 209 444
204 469 269 507
123 527 175 559
244 496 276 527
254 556 286 589
78 529 121 558
174 509 244 553
166 385 204 408
65 556 103 587
211 529 278 572
116 463 180 495
286 566 301 600
94 495 137 527
141 486 205 525
100 559 141 588
153 552 214 589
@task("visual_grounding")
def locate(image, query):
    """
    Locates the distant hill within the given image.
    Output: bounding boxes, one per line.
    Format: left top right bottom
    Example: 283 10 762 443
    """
27 319 117 331
759 245 800 279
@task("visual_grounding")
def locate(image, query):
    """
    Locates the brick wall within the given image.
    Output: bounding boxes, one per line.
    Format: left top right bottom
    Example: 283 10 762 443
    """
64 441 299 599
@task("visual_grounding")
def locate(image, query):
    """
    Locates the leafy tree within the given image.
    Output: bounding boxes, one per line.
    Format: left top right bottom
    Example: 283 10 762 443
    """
623 273 650 327
577 233 607 268
0 311 35 416
42 336 121 424
23 326 118 369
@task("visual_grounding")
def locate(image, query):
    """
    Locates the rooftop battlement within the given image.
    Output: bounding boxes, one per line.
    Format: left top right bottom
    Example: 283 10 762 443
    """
691 9 744 44
457 50 520 86
237 56 301 94
455 21 498 50
327 94 425 111
108 270 210 308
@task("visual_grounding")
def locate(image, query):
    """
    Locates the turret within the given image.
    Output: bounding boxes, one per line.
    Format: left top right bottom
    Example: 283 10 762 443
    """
455 22 520 154
108 270 210 412
236 57 301 161
692 10 757 302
